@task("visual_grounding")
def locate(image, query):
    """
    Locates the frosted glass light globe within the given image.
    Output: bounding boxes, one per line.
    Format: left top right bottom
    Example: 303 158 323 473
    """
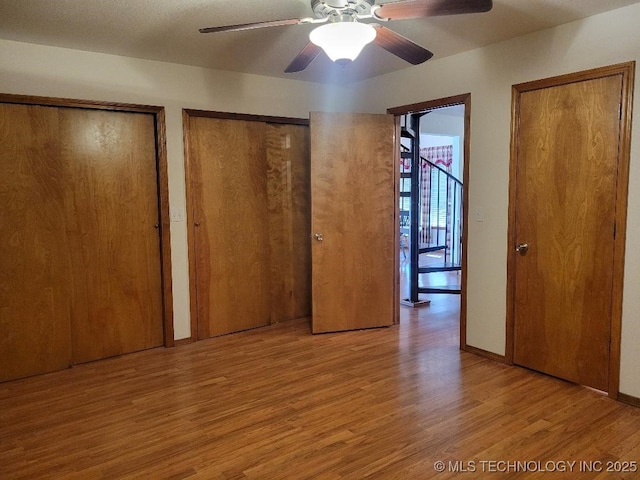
309 22 377 63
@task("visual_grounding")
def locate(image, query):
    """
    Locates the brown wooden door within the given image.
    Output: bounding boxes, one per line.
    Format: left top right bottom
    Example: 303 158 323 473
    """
61 109 164 363
512 74 625 391
266 123 312 323
0 104 164 380
310 112 396 334
0 104 74 381
189 117 272 338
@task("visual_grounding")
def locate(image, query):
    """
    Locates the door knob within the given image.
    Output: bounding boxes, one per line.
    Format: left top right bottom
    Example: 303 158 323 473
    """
515 243 529 254
314 233 324 242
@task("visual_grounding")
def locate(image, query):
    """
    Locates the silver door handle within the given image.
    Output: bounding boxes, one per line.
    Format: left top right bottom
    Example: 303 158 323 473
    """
515 243 529 253
314 233 323 242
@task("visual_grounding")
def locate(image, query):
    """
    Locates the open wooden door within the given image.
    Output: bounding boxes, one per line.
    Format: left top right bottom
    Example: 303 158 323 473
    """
310 112 397 334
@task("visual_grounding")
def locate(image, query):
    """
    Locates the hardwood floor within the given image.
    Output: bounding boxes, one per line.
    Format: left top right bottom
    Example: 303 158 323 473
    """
1 297 639 479
399 248 463 295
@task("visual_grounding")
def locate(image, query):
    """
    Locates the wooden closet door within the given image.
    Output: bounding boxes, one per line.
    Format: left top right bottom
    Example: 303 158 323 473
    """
266 123 311 323
189 117 272 338
0 104 73 381
60 109 164 364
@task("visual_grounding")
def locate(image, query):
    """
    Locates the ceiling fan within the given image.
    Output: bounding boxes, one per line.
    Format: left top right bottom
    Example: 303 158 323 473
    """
199 0 493 73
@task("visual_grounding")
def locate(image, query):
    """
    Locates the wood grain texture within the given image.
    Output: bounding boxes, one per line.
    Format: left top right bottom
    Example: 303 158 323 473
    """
153 109 175 348
607 62 635 397
512 75 623 391
183 110 200 341
310 112 396 333
0 95 170 380
0 103 73 382
266 123 311 323
1 296 639 479
60 109 164 364
0 93 166 115
372 25 433 65
189 116 272 338
182 109 309 127
0 92 173 349
618 393 640 409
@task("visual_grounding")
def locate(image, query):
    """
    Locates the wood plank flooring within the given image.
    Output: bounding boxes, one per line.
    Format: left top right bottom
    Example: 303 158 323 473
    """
1 296 639 479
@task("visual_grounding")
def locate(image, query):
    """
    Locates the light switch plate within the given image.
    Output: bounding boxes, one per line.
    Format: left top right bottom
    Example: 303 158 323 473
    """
170 208 185 222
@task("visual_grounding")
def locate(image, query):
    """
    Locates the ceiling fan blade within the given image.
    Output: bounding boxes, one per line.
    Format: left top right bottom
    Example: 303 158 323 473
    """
285 42 322 73
372 25 433 65
199 18 303 34
375 0 492 21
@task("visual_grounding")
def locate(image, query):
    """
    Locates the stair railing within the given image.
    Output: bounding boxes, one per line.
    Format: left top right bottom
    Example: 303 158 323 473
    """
420 156 463 268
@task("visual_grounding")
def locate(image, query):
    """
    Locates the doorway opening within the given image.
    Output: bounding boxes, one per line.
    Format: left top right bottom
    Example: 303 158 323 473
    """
389 94 471 350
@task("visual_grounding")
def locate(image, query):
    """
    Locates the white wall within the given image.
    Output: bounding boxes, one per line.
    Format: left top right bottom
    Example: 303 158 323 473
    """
348 3 640 398
0 38 354 341
420 110 465 179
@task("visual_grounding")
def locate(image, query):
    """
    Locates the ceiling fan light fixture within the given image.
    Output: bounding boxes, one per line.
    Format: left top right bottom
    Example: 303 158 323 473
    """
309 21 376 63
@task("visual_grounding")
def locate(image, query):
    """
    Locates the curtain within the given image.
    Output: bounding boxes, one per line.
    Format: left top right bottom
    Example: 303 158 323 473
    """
419 145 454 247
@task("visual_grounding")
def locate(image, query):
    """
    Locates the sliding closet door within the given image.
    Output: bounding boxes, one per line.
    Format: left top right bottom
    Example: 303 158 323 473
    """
266 123 311 322
189 116 272 338
1 102 165 382
60 109 164 364
0 104 74 382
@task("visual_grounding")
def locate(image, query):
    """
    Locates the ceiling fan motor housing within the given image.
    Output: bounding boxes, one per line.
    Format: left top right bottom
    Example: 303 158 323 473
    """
311 0 376 19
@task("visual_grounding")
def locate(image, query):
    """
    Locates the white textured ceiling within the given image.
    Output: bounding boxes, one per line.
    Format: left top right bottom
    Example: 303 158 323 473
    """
1 0 639 84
